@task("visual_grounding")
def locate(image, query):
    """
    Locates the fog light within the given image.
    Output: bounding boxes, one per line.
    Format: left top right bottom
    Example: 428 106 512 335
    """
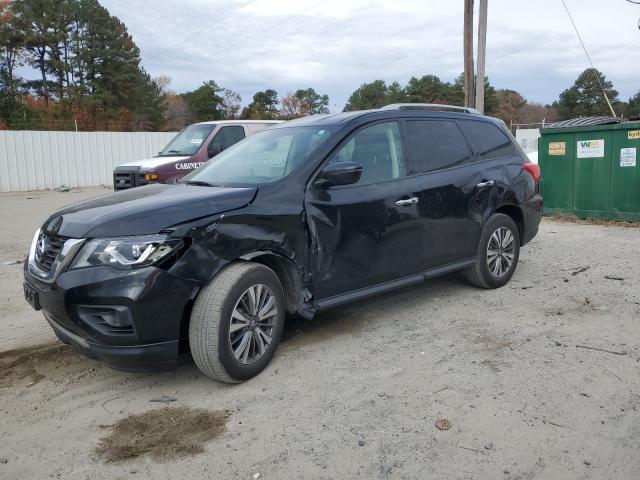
144 173 158 181
77 305 134 333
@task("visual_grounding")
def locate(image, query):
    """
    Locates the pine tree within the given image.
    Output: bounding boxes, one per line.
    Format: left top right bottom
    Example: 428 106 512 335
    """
180 80 224 122
555 68 620 119
241 89 279 119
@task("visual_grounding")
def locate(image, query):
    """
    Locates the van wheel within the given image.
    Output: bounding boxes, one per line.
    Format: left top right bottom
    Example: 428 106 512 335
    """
189 262 285 383
465 213 520 289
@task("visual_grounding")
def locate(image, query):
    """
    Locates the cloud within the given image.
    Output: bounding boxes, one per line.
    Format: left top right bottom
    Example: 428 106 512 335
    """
101 0 640 110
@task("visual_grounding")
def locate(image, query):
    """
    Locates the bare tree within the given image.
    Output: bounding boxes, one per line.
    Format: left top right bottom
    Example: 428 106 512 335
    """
220 88 241 119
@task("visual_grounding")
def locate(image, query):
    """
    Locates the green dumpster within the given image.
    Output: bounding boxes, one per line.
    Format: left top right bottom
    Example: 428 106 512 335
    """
539 119 640 221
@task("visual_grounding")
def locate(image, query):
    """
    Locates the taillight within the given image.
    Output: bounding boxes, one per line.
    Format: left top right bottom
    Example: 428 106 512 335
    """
523 163 540 183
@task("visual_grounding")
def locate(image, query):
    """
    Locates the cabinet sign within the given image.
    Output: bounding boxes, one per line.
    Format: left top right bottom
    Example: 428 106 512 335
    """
620 148 636 167
548 142 566 156
629 130 640 140
577 139 604 158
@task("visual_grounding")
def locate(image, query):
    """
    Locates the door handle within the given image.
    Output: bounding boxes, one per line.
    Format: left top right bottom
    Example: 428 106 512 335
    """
395 196 419 206
476 180 495 188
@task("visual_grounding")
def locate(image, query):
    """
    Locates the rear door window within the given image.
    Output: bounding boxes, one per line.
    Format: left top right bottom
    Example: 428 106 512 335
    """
404 120 471 173
458 120 513 160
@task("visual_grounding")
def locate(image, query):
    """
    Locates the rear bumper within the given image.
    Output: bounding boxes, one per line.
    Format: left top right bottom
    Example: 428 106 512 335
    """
521 193 543 245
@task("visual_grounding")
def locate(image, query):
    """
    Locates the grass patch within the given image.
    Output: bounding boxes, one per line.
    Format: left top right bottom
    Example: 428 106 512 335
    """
95 406 230 462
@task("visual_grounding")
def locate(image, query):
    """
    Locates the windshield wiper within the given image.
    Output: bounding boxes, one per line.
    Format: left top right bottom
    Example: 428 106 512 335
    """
167 149 182 154
183 180 215 187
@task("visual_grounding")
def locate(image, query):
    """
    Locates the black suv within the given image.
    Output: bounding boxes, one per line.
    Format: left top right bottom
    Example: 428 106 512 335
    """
23 104 542 383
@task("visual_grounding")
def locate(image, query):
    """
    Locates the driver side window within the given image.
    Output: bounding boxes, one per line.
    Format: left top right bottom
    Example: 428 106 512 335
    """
207 126 246 158
328 121 405 186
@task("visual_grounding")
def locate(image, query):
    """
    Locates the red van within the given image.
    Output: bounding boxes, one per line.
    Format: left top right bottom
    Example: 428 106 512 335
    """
113 120 281 190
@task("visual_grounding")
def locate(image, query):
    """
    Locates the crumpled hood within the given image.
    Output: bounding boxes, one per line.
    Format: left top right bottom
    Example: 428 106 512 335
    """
116 156 190 169
45 184 257 238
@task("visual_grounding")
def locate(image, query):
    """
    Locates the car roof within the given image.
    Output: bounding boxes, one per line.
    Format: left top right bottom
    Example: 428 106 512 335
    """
270 108 500 129
193 120 283 125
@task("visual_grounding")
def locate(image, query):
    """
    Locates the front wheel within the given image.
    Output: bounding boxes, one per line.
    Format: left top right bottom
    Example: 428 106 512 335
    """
465 213 520 289
189 262 285 383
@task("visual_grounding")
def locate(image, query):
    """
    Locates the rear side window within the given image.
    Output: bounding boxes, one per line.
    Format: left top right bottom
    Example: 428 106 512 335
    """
458 120 513 160
404 120 471 173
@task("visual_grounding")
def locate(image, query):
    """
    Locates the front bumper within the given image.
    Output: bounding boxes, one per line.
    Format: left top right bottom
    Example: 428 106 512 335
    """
24 263 199 372
113 166 158 191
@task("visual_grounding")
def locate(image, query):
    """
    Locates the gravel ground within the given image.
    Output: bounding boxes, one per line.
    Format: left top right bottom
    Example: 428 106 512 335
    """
1 189 639 479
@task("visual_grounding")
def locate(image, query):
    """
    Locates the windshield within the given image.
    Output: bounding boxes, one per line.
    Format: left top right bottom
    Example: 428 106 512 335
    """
182 126 333 186
158 124 215 156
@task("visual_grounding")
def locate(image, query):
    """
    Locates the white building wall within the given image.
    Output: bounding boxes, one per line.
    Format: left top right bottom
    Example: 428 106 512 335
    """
0 131 177 192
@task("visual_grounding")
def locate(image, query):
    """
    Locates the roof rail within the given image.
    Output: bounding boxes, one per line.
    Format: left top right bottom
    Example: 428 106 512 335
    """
380 103 481 115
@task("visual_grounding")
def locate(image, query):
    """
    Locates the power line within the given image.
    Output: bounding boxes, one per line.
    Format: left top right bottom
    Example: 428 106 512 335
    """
160 0 259 53
560 0 617 117
215 0 328 55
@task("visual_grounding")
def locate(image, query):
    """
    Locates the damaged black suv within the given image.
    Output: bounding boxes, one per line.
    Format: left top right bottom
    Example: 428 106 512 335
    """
23 104 542 383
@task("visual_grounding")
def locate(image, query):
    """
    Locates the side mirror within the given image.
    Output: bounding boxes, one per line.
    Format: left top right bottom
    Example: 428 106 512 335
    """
207 143 222 158
315 161 362 188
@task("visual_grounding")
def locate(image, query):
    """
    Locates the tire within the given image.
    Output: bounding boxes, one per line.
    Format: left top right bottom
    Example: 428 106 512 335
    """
189 262 285 383
465 213 521 289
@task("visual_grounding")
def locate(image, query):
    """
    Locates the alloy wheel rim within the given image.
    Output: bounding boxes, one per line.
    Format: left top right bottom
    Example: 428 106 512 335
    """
486 226 515 278
229 284 278 365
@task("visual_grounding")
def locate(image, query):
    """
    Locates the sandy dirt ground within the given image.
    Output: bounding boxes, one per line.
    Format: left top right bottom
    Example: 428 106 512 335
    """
1 188 639 480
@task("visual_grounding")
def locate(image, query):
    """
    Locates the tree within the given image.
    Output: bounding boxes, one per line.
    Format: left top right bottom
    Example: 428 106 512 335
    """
220 88 242 119
482 77 498 114
241 89 279 119
344 80 390 111
554 68 620 119
453 73 498 114
386 81 405 104
13 0 60 106
279 87 329 119
0 0 26 123
624 91 640 119
164 93 190 130
492 89 558 126
180 80 224 122
344 74 497 113
404 75 449 103
0 0 166 130
518 102 558 125
494 89 526 124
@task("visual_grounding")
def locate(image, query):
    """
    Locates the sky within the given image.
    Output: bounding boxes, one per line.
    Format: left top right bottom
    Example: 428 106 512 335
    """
99 0 640 111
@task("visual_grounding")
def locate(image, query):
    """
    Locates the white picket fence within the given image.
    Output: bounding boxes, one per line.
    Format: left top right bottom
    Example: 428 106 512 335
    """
0 131 177 192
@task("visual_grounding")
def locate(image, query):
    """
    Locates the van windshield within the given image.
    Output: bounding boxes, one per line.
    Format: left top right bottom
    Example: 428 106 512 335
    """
182 126 333 186
158 124 215 156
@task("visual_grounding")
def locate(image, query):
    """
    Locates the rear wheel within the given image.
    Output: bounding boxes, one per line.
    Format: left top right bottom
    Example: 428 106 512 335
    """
465 213 520 289
189 262 285 383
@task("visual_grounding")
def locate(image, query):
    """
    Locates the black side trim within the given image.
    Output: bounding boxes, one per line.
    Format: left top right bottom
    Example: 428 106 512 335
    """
314 258 475 310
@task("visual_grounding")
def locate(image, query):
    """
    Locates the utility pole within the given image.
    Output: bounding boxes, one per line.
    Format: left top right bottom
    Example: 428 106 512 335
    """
475 0 488 114
463 0 475 108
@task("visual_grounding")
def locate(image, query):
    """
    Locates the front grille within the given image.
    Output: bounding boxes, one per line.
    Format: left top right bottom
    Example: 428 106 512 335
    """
34 232 65 272
113 171 137 190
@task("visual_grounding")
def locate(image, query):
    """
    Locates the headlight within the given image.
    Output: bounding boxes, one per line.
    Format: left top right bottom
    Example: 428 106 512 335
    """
69 235 182 270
